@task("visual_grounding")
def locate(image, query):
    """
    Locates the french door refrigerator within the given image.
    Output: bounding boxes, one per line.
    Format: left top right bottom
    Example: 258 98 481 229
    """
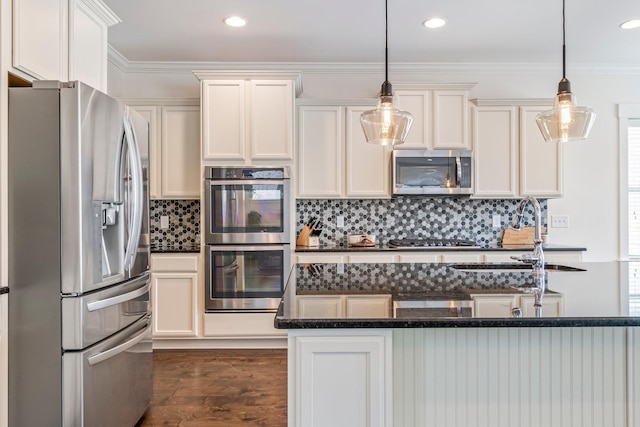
8 81 152 427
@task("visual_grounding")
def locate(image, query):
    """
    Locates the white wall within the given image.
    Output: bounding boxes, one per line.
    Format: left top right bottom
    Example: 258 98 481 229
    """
108 61 640 261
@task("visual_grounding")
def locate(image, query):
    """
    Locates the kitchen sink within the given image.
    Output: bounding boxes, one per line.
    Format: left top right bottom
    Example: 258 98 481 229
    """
447 263 586 272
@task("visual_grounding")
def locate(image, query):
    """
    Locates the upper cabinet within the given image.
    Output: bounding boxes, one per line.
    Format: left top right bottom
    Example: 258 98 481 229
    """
297 102 390 199
128 100 200 199
12 0 120 92
394 84 474 150
196 72 302 164
472 100 563 198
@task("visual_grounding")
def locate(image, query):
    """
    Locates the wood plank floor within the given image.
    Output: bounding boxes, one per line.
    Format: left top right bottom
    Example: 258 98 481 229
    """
136 349 288 427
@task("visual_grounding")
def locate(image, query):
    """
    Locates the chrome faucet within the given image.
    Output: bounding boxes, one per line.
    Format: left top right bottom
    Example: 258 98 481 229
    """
510 196 546 317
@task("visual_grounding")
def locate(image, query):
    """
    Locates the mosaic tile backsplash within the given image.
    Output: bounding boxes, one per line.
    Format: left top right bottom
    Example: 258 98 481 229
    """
150 200 200 249
296 198 548 247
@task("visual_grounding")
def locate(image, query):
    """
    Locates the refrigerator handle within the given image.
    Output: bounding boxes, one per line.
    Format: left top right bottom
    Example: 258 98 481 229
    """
86 277 150 312
87 317 150 366
122 108 144 272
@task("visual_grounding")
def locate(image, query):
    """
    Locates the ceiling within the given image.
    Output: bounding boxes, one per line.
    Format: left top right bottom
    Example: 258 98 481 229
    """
103 0 640 67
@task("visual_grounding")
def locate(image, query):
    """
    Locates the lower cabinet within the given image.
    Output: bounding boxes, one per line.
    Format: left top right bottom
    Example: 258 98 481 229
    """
150 253 199 338
471 293 564 318
296 251 583 264
296 295 392 319
288 329 393 427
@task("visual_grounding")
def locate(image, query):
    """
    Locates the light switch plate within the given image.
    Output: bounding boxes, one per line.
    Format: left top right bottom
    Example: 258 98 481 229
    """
337 216 345 228
160 215 170 229
492 214 501 228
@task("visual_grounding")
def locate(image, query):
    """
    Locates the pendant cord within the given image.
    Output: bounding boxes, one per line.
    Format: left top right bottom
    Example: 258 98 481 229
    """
385 0 389 83
562 0 566 79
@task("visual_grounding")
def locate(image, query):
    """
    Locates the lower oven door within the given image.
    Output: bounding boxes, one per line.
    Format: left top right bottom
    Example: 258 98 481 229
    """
62 314 152 427
205 244 291 312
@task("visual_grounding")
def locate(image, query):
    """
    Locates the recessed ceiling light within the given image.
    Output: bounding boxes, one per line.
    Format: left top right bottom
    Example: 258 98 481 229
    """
620 19 640 29
224 16 246 27
422 17 447 29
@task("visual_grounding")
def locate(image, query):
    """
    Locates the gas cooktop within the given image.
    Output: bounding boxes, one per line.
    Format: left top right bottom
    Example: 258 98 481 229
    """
388 238 478 248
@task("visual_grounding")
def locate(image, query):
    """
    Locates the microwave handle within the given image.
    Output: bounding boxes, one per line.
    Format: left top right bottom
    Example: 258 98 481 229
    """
456 157 462 185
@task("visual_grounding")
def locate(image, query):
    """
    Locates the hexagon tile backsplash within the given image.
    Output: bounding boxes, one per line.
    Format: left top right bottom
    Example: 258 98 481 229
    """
296 197 548 247
150 200 200 249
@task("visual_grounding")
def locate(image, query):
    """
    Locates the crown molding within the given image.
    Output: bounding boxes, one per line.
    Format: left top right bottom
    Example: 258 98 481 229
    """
107 46 640 76
78 0 121 27
471 98 554 107
193 70 304 96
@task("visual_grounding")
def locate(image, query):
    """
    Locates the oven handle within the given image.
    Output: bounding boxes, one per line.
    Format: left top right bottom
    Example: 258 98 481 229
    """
206 244 289 252
205 179 286 186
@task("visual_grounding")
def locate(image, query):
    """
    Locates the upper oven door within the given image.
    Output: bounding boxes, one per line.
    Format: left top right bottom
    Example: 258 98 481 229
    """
204 179 290 244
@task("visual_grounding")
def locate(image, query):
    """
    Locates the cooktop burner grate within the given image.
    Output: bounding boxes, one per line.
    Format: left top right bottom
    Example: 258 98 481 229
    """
388 238 478 248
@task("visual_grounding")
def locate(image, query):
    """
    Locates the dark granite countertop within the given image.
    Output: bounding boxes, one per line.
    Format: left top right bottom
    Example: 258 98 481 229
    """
0 287 8 295
275 261 640 329
151 244 200 253
295 243 586 252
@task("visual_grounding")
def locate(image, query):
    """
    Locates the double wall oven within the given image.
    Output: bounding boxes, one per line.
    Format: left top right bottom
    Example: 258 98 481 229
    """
203 166 291 311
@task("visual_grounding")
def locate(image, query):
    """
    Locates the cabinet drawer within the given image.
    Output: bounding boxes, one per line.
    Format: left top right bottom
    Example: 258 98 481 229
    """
150 254 199 272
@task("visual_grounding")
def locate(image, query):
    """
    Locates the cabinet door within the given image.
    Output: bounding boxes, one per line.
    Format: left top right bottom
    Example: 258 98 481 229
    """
295 254 346 264
160 106 200 198
473 295 518 318
297 106 344 198
69 0 110 92
472 106 518 197
297 296 344 319
151 272 198 337
345 106 391 198
345 295 391 318
394 90 432 150
249 80 294 160
432 90 470 149
397 253 442 263
347 254 397 263
441 253 484 262
201 80 246 160
519 106 563 197
13 0 67 80
520 294 564 317
130 106 160 199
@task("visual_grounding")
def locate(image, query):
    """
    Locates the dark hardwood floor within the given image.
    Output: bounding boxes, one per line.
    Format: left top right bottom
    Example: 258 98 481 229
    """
137 349 288 427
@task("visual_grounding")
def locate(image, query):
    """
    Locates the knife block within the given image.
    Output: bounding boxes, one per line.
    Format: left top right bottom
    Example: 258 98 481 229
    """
296 225 319 247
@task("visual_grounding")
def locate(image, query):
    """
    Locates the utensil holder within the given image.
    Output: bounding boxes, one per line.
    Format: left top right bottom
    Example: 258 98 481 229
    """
296 225 319 247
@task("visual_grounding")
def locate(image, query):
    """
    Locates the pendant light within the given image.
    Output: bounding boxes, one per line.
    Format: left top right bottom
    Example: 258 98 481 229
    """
360 0 413 146
535 0 596 143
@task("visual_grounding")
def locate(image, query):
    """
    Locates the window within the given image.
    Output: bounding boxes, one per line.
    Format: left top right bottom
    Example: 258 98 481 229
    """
628 120 640 315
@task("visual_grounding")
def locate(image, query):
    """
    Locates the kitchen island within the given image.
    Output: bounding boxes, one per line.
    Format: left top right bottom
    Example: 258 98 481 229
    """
275 262 640 427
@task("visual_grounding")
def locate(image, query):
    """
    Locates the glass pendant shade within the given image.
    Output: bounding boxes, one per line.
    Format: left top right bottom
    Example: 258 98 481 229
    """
361 92 414 146
536 79 596 143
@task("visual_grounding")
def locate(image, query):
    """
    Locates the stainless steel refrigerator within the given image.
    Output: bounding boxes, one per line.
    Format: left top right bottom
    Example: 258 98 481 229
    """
8 81 152 427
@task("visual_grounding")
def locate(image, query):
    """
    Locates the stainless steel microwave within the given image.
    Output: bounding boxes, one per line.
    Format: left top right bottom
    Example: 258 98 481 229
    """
392 150 473 196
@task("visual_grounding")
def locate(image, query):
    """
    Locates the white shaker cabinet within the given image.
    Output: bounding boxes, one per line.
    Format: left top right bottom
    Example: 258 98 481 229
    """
297 102 390 199
150 253 199 338
129 102 200 199
200 78 297 163
472 100 563 198
394 85 474 150
68 0 119 92
13 0 118 91
12 0 67 80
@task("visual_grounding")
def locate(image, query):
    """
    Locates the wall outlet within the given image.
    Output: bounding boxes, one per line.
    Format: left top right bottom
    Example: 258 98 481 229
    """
492 214 501 228
551 215 569 228
160 215 170 229
337 215 345 228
